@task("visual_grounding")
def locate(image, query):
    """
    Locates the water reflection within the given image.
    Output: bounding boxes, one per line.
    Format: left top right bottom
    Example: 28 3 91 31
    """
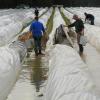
29 56 48 92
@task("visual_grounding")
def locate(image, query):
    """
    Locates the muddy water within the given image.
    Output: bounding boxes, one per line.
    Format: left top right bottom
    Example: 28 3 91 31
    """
7 51 49 100
27 53 48 92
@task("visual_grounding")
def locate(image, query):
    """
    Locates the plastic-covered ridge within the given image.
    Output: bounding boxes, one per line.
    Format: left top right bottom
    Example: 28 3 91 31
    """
44 44 99 100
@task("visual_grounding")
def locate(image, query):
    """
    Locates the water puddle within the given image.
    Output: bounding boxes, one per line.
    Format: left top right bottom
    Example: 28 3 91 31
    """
7 50 49 100
28 55 48 92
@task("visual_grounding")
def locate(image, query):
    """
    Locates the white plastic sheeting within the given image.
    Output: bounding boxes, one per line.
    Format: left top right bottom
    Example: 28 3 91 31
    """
0 41 27 100
39 8 48 16
44 44 100 100
21 7 46 27
0 8 47 27
84 25 100 51
0 9 34 27
0 46 21 100
9 40 27 61
45 8 100 100
0 8 47 46
0 22 23 46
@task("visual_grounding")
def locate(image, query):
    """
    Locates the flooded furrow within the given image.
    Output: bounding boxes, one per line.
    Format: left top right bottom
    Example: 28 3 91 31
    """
7 50 49 100
27 52 48 92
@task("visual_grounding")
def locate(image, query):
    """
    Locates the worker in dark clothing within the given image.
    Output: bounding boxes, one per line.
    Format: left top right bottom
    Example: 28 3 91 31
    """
68 14 84 54
34 8 39 17
30 16 45 56
84 12 95 25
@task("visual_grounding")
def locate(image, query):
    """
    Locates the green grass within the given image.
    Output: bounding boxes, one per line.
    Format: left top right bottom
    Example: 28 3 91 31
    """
59 8 70 25
46 8 55 34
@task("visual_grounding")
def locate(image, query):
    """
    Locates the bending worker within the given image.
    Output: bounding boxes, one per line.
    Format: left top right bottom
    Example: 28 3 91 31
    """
84 12 95 25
